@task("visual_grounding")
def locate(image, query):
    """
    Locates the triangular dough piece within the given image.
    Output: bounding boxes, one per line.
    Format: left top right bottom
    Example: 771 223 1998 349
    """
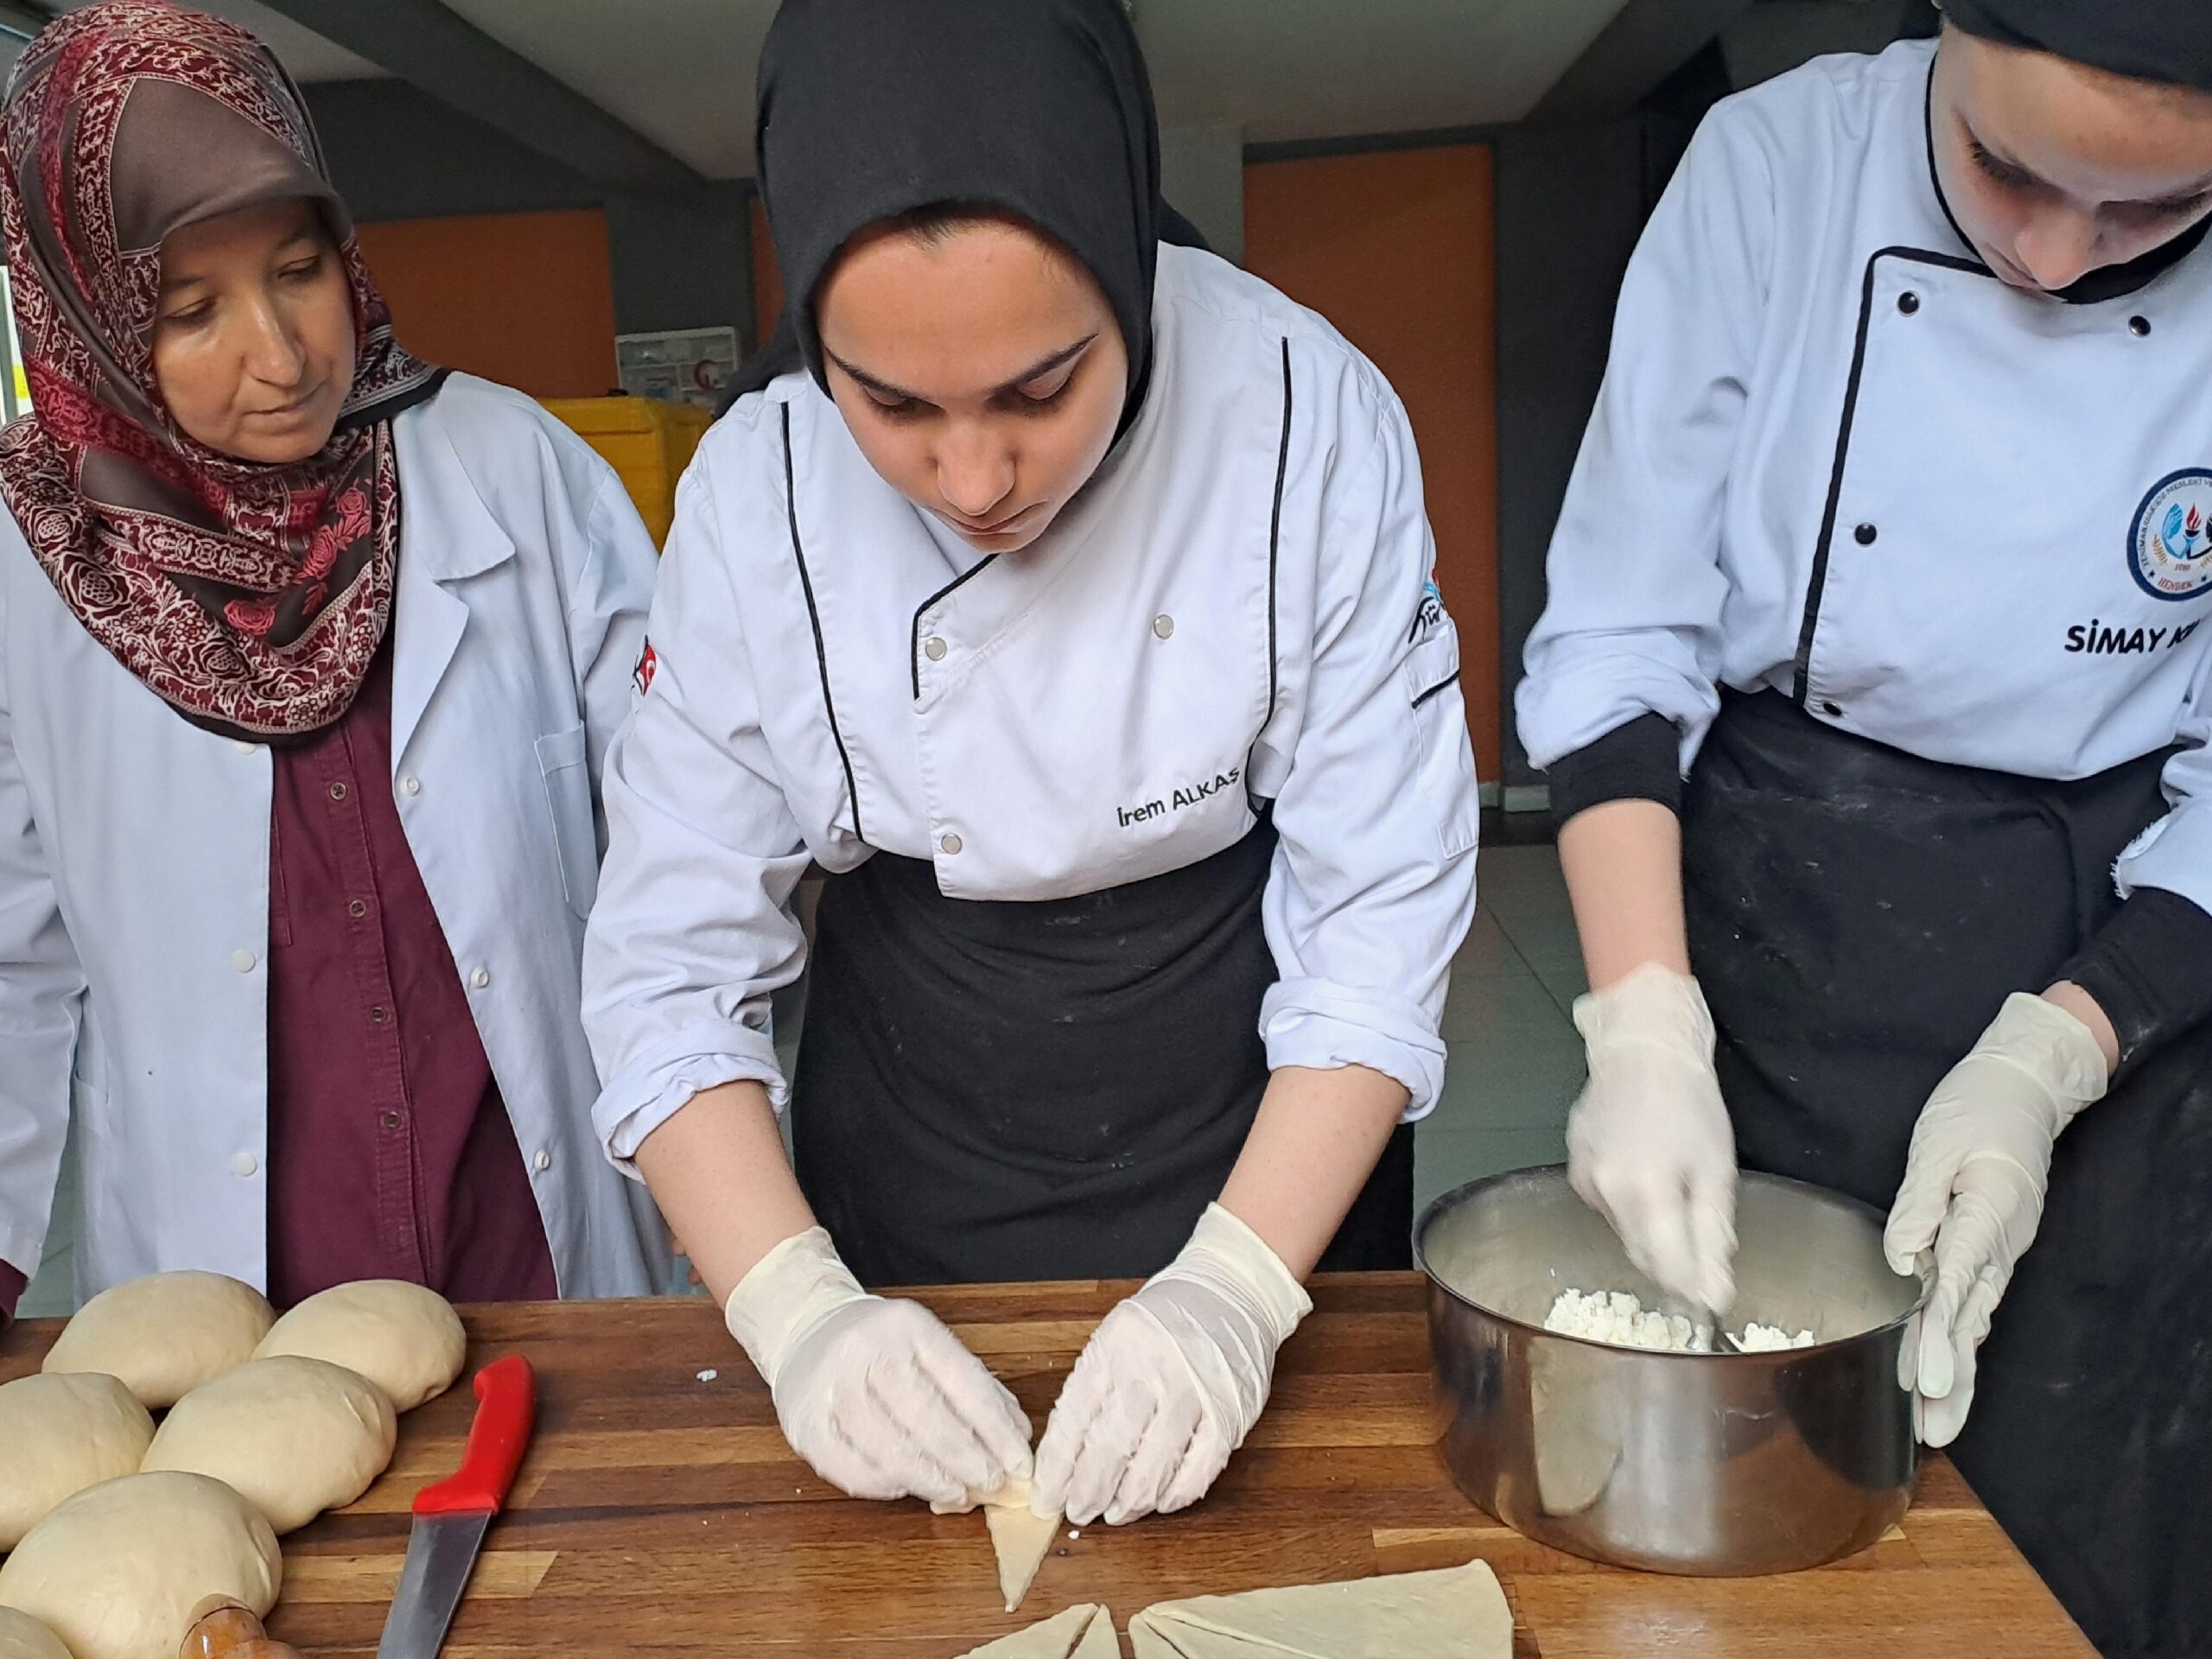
932 1477 1065 1613
1070 1605 1121 1658
1133 1560 1512 1659
956 1602 1110 1658
1127 1615 1201 1659
984 1479 1062 1612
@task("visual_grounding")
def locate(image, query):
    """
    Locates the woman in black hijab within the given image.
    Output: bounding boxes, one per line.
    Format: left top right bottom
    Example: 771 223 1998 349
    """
585 0 1478 1530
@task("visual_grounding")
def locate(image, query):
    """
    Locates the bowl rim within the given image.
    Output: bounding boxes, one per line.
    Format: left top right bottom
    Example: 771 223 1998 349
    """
1412 1163 1934 1360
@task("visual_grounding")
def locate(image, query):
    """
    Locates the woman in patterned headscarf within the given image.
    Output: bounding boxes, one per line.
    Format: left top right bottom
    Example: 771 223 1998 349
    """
0 0 676 1319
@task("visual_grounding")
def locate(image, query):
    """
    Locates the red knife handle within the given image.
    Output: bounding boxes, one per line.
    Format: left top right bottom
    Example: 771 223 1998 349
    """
412 1354 536 1517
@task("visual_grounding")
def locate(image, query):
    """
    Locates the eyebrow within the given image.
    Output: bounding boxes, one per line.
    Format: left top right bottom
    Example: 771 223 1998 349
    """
1967 121 2212 212
825 333 1099 405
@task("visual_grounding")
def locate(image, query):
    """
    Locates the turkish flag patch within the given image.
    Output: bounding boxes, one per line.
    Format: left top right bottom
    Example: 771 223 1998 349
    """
632 639 658 695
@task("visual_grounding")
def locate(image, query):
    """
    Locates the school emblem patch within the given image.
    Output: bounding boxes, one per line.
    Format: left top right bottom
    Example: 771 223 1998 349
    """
2129 469 2212 601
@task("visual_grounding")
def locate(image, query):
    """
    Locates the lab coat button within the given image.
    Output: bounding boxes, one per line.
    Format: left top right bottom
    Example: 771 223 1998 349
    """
940 833 963 855
231 950 257 974
1153 614 1175 639
1853 523 1878 546
2131 315 2152 338
401 777 422 796
533 1148 552 1173
924 636 948 661
471 967 492 989
1821 701 1844 718
232 740 257 754
232 1153 257 1178
1897 291 1919 315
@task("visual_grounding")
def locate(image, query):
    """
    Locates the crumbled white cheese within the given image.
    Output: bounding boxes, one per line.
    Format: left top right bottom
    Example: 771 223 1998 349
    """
1542 1288 1815 1353
696 1368 719 1382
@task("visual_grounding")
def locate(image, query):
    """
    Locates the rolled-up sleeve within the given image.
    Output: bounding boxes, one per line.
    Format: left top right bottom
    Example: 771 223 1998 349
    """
2113 640 2212 920
1259 375 1480 1120
1515 104 1775 776
580 458 813 1168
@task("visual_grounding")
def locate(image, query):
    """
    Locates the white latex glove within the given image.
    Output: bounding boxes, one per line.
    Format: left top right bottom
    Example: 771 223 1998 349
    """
1567 963 1739 1315
1883 993 2107 1447
723 1227 1033 1504
1032 1204 1311 1527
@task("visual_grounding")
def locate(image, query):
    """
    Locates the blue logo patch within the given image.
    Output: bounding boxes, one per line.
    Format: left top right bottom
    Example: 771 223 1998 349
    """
2128 469 2212 601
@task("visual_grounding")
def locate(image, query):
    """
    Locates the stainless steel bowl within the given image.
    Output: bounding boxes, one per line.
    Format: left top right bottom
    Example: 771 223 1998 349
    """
1415 1165 1929 1576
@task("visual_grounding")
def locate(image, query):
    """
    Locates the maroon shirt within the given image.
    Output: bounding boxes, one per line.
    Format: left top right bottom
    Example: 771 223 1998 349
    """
262 643 555 1308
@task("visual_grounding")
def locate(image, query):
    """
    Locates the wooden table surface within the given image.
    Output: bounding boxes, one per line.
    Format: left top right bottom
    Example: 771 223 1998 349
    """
1 1274 2093 1657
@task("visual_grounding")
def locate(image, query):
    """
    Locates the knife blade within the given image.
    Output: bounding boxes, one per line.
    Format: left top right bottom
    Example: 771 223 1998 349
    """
375 1353 537 1659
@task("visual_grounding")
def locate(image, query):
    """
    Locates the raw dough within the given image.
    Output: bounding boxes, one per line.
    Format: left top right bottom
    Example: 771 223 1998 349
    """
934 1477 1062 1613
140 1356 397 1534
252 1279 465 1411
1127 1558 1512 1658
0 1374 154 1548
0 1471 281 1659
956 1603 1116 1658
0 1610 69 1659
40 1271 273 1408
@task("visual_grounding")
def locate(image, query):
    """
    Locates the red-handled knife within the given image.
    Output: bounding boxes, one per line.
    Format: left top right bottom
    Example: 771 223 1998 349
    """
375 1355 537 1659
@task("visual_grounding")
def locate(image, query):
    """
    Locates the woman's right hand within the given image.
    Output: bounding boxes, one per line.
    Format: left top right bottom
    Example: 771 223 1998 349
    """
1566 963 1740 1315
724 1228 1033 1505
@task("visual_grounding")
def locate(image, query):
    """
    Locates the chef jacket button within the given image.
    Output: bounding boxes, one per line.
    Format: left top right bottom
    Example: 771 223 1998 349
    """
401 776 422 796
1153 614 1175 639
471 967 491 988
533 1148 552 1173
381 1110 403 1132
2131 315 2152 338
940 832 963 855
925 636 949 661
1853 523 1878 546
328 781 349 803
232 1153 257 1178
1897 291 1919 315
349 899 368 918
231 949 257 974
1821 701 1844 717
232 740 257 754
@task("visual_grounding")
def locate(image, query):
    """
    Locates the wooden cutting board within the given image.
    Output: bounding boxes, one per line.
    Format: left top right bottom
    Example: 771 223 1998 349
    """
0 1274 2094 1656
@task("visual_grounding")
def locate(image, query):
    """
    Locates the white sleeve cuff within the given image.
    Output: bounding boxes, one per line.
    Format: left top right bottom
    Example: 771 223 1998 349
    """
593 1020 792 1173
1259 977 1446 1120
2112 800 2212 919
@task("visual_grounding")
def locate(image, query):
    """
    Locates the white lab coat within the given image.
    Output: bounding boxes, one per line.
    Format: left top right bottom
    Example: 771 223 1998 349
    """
1518 39 2212 917
0 372 677 1301
583 244 1483 1166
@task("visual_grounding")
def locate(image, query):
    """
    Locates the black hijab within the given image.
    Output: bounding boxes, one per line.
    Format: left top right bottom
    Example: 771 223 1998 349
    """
727 0 1173 426
1946 0 2212 93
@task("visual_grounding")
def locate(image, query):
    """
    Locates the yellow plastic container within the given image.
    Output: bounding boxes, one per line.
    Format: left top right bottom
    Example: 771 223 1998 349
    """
540 395 713 549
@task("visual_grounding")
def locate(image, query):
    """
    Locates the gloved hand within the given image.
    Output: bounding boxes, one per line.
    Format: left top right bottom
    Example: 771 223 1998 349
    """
1033 1204 1311 1527
1567 963 1739 1314
723 1226 1033 1505
1884 992 2107 1447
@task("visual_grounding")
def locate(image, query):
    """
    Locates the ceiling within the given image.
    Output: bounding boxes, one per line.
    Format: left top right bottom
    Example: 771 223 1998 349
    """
62 0 1638 183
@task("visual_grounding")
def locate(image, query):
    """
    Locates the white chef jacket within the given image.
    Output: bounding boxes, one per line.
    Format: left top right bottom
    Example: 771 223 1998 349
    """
0 373 678 1301
583 243 1481 1166
1518 39 2212 918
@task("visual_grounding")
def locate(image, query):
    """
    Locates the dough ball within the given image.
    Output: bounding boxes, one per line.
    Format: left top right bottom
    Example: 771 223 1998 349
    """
41 1271 274 1408
0 1472 280 1659
0 1609 70 1659
0 1374 155 1549
253 1280 465 1411
141 1357 397 1535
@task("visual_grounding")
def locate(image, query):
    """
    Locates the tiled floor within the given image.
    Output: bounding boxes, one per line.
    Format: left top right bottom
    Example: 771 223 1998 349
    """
19 841 1584 1314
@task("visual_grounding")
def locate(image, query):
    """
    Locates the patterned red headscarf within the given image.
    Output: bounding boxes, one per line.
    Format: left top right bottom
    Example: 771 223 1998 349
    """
0 0 443 740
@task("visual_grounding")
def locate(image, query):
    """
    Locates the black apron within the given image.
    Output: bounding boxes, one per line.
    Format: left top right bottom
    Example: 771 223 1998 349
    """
790 815 1415 1287
1684 690 2212 1659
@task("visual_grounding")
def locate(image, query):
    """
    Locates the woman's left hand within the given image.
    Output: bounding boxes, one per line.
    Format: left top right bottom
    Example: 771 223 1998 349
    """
1032 1205 1311 1526
1883 990 2110 1446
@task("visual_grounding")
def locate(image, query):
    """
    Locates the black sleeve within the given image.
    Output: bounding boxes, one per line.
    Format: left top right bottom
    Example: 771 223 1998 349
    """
2058 886 2212 1073
1546 713 1684 828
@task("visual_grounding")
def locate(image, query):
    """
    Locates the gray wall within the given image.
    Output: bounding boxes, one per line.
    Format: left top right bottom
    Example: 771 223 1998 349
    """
303 79 755 351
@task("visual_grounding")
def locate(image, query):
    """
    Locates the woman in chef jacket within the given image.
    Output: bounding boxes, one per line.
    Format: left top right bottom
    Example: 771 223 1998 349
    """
0 1 674 1319
583 0 1479 1528
1519 3 2212 1650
